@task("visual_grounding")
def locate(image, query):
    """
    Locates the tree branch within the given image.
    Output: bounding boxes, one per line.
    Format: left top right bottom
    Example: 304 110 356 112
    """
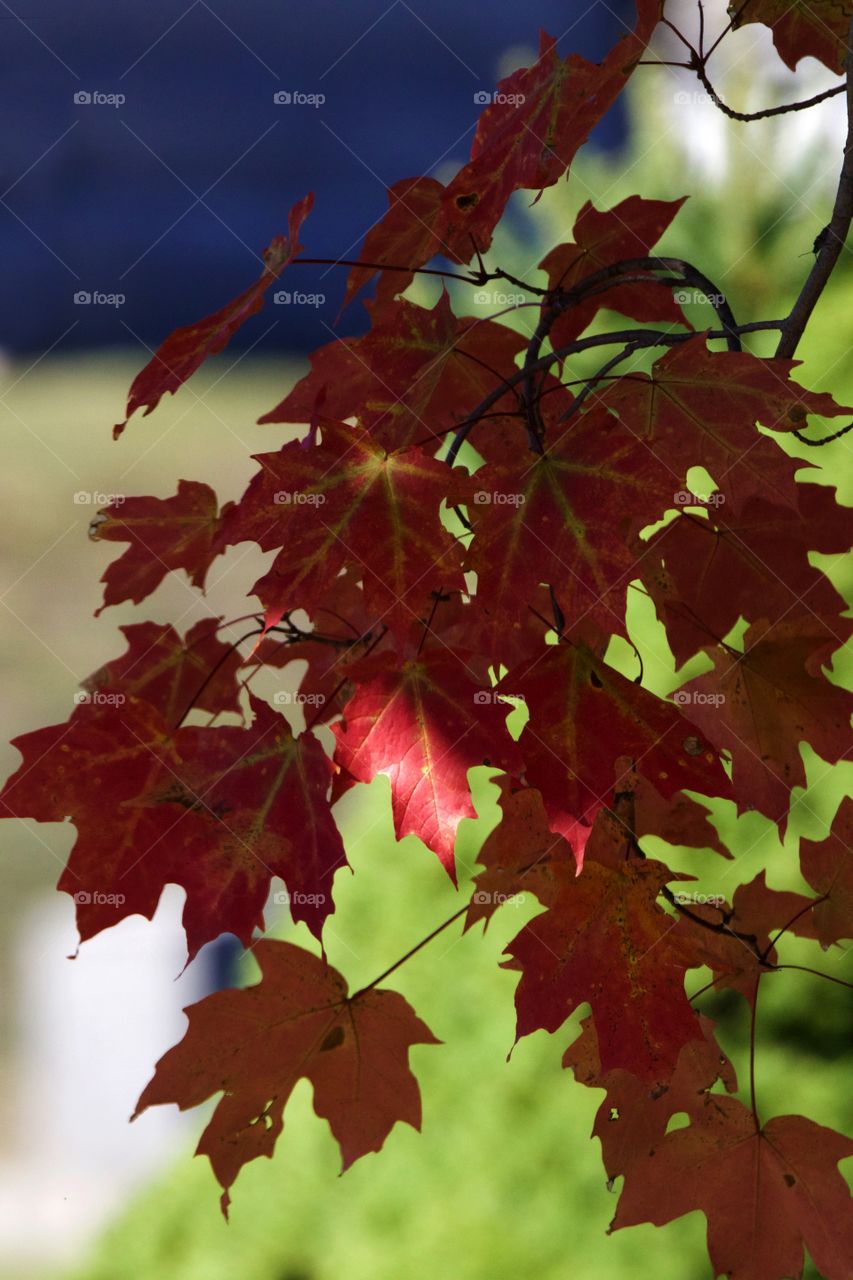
776 16 853 358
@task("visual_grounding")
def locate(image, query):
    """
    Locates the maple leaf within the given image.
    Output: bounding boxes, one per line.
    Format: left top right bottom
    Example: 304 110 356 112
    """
641 490 851 666
503 642 731 838
673 870 816 1006
332 648 523 872
259 291 526 452
504 840 703 1085
466 784 577 930
731 0 851 73
114 194 313 436
611 758 732 859
0 694 345 956
597 340 850 511
677 618 853 823
90 481 225 614
340 176 447 312
791 796 853 946
564 1013 736 1180
336 2 662 274
83 618 243 727
611 1094 853 1280
464 401 678 640
133 939 439 1216
221 418 472 640
248 570 388 725
539 195 689 348
437 2 663 258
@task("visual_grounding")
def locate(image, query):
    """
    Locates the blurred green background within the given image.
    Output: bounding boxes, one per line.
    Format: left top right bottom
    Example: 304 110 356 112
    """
2 58 852 1280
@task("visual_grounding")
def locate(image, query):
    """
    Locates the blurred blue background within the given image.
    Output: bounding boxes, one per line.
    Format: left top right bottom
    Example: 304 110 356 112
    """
0 0 629 354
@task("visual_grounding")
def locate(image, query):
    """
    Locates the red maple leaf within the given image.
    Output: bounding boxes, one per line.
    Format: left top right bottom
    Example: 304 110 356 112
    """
539 195 688 347
221 418 472 639
333 648 523 872
90 481 225 614
114 194 313 436
732 0 849 73
82 618 243 726
259 291 526 452
505 839 703 1084
503 642 731 837
611 1095 853 1280
0 694 346 956
597 340 850 511
133 939 439 1215
791 796 853 947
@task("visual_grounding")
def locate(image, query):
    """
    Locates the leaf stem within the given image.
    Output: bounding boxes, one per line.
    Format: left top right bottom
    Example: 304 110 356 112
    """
351 905 468 998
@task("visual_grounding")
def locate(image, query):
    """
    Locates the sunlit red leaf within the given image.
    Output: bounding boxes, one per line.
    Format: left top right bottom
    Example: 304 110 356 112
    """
333 648 523 871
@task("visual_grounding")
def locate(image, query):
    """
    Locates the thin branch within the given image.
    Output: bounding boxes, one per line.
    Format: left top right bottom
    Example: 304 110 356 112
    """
776 15 853 358
173 625 263 729
749 974 761 1131
764 894 827 955
694 63 845 122
351 905 468 997
773 963 853 991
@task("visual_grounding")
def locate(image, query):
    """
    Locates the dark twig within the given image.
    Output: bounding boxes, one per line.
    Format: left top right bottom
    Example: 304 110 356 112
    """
776 16 853 358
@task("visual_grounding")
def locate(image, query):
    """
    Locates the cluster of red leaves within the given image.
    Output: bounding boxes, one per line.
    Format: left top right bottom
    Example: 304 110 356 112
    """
3 0 852 1272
